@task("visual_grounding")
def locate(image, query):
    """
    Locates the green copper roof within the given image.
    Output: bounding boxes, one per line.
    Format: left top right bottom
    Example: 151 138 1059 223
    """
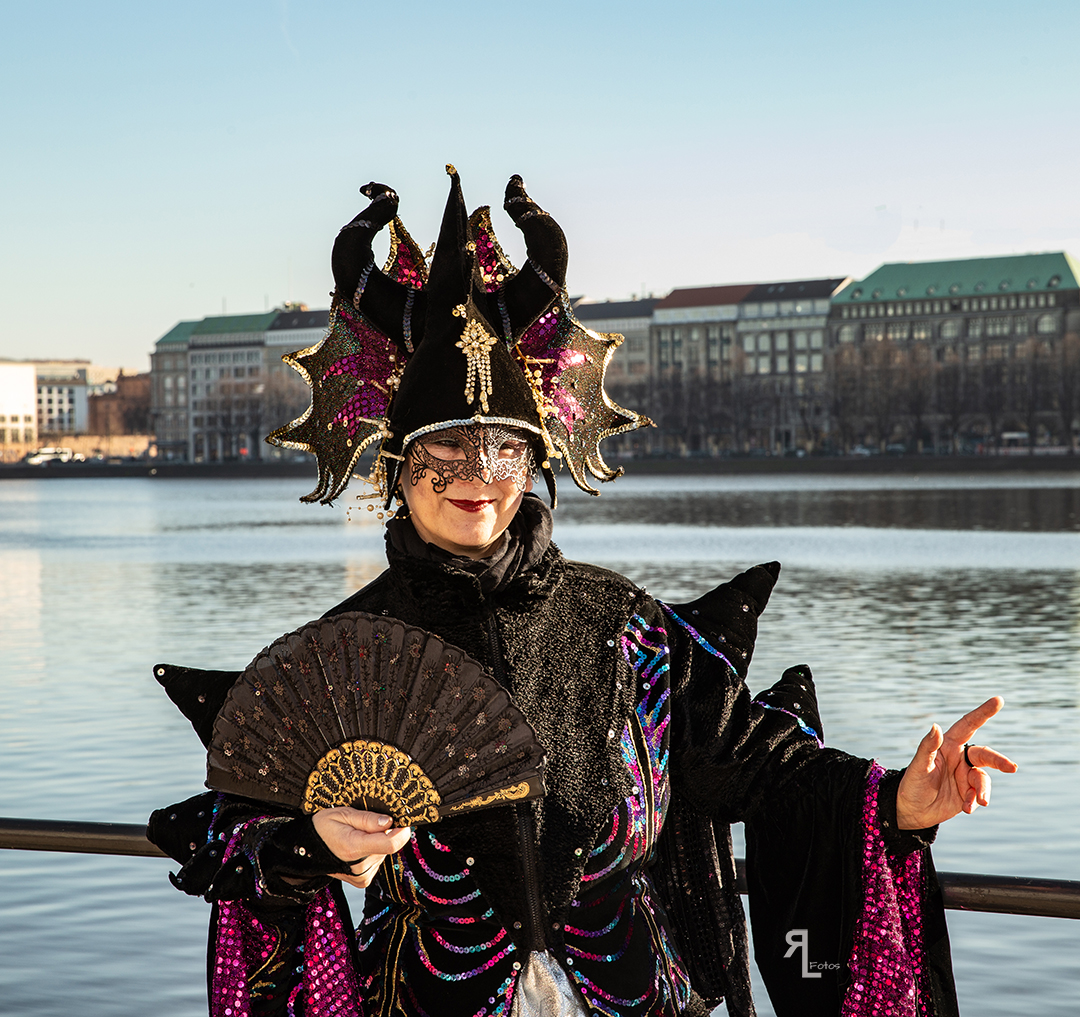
837 252 1080 303
191 311 280 335
155 319 199 347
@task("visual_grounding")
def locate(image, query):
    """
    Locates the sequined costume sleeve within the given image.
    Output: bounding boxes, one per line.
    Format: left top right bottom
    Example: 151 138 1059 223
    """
148 792 362 1017
655 585 959 1017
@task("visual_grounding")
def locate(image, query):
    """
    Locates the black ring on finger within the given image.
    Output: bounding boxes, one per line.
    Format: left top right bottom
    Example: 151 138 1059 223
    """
963 743 974 767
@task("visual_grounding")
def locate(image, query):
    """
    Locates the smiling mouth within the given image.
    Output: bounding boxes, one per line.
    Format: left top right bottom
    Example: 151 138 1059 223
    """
447 499 494 514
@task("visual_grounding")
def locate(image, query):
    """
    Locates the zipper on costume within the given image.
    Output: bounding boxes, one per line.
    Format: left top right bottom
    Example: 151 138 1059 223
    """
485 611 546 953
516 804 547 952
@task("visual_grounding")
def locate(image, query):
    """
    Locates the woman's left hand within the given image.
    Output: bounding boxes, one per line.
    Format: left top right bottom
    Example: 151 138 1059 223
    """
896 696 1018 830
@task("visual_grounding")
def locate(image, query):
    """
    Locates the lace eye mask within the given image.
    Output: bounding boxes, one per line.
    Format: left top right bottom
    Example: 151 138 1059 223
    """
408 425 536 494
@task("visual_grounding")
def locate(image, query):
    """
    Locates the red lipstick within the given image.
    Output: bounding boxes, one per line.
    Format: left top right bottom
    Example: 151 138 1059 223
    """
447 499 494 513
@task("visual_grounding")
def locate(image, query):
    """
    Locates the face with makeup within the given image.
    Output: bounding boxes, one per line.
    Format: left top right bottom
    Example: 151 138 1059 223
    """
402 425 536 559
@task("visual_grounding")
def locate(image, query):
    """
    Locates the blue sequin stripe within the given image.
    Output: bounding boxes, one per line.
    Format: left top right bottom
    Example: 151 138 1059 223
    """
659 603 739 673
619 615 673 816
752 699 824 747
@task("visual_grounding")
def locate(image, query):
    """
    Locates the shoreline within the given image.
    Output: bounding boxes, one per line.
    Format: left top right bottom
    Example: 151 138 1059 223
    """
0 454 1078 481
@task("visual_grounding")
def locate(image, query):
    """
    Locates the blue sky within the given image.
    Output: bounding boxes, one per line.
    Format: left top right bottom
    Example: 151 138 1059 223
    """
3 0 1079 369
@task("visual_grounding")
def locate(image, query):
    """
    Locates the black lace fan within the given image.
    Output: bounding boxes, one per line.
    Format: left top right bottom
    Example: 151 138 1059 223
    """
208 611 547 827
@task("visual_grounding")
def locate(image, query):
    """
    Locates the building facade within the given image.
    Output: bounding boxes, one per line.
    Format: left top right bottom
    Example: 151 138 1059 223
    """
150 306 328 461
0 363 38 450
150 321 197 460
827 253 1080 451
647 279 849 453
29 360 121 435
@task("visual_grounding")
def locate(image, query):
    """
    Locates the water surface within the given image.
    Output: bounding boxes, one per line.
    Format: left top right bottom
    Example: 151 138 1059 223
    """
0 474 1077 1015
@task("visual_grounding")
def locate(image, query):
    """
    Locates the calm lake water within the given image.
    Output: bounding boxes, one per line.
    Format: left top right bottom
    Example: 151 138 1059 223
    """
1 471 1078 1016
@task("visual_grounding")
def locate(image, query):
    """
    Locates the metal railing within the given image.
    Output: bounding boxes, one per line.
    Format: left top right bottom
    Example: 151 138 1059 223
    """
2 816 1078 921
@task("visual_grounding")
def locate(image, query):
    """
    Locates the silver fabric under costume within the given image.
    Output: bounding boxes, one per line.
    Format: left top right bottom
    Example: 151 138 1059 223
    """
510 951 589 1017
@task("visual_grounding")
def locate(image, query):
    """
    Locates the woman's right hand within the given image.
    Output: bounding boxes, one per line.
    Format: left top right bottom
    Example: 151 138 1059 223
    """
312 807 413 889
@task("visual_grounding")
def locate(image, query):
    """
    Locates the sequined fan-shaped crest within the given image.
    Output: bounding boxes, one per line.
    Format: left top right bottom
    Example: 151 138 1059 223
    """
516 294 651 494
267 216 430 504
383 217 429 290
470 207 518 294
265 297 404 504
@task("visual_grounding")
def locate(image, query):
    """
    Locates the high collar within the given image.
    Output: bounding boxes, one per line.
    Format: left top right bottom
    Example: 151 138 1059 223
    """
384 493 554 599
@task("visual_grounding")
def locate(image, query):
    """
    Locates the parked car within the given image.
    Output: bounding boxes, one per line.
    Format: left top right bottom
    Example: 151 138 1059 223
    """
23 447 86 465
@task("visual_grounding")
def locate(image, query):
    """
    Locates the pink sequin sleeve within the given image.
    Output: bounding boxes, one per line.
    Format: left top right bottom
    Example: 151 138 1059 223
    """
841 762 930 1017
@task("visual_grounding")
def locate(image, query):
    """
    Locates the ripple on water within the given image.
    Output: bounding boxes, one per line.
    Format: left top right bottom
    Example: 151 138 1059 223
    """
1 476 1077 1017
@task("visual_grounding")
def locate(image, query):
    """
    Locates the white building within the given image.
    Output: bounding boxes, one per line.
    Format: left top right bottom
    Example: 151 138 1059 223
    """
31 360 120 434
0 363 39 447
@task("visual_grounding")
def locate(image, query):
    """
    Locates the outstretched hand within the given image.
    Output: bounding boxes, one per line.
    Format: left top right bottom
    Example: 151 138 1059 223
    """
312 807 413 889
896 696 1018 830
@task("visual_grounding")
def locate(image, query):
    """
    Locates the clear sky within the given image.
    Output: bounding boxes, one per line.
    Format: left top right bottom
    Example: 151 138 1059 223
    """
3 0 1079 371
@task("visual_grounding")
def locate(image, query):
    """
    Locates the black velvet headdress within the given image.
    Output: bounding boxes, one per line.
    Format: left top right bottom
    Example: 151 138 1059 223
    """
267 166 651 507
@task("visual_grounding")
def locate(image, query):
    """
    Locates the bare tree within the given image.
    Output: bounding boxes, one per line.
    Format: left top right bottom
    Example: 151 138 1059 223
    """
826 346 863 452
1057 335 1080 453
901 347 933 451
864 341 900 450
794 379 825 452
935 350 969 453
976 356 1008 451
1015 338 1052 452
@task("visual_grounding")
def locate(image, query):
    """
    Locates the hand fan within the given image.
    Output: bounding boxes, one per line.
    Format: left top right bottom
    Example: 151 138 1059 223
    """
207 610 547 827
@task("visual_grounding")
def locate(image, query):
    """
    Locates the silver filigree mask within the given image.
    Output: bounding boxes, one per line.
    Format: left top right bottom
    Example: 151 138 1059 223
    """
407 425 536 494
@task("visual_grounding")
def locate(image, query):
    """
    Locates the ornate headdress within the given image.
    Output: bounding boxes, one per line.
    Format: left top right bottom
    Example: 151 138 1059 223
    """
267 166 651 508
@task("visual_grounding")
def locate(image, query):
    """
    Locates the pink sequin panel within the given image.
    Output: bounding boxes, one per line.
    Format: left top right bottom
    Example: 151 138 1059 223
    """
475 227 501 293
516 309 587 434
212 898 279 1017
390 239 425 289
304 890 362 1017
841 762 928 1017
210 890 360 1017
321 303 399 436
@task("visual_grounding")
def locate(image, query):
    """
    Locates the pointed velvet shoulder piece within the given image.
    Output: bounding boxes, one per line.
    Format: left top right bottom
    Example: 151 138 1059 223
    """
153 663 241 748
664 561 780 677
752 664 824 747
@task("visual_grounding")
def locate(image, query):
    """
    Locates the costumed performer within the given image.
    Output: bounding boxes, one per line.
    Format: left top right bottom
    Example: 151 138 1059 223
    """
148 167 1017 1017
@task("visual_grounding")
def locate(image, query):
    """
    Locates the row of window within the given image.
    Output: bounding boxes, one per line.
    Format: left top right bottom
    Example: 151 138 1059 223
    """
840 292 1057 320
838 341 1054 367
0 428 36 443
840 314 1058 344
656 325 734 343
192 414 257 428
0 415 34 423
742 299 831 318
191 365 261 381
742 330 824 353
39 386 77 396
743 353 825 375
190 350 261 365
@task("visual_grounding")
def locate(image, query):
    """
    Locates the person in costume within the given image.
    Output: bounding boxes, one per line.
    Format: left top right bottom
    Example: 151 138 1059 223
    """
148 168 1016 1017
